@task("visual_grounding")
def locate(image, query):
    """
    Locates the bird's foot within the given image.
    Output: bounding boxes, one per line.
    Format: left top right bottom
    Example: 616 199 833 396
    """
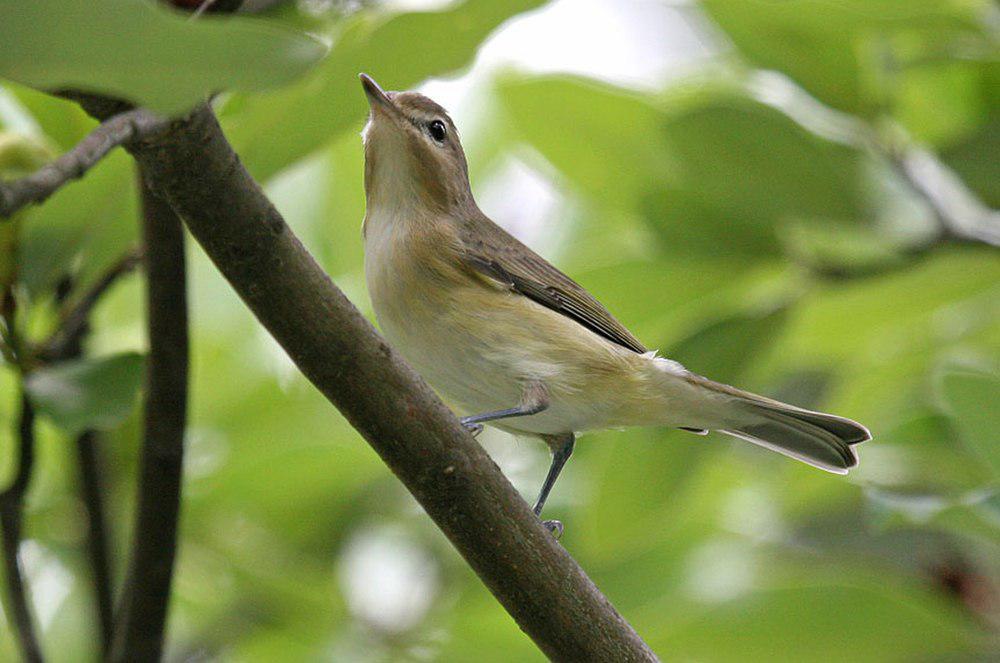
460 417 483 437
542 519 563 539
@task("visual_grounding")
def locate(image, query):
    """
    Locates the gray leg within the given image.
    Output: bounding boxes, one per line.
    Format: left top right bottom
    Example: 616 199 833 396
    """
459 382 548 433
533 433 575 538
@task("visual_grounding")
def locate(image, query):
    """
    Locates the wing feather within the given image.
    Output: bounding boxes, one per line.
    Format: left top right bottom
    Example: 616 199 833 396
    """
459 217 646 354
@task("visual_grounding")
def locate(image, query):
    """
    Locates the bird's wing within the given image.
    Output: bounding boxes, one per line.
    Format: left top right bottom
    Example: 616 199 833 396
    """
458 218 647 354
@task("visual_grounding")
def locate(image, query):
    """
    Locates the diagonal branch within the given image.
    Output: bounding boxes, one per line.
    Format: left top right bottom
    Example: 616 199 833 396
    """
72 97 656 661
0 109 168 219
109 168 189 662
0 394 43 663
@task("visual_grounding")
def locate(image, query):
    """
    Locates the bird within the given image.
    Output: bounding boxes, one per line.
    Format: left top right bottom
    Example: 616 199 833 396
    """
357 73 870 536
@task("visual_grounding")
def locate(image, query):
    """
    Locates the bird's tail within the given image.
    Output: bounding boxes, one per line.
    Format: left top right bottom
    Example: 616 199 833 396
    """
693 377 870 474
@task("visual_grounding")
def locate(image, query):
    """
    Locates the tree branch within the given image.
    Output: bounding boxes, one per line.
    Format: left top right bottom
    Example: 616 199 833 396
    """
73 99 656 661
109 169 189 662
0 109 167 219
0 394 43 663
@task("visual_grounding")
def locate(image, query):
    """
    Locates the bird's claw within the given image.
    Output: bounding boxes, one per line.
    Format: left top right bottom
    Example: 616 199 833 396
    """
460 418 483 437
542 519 563 539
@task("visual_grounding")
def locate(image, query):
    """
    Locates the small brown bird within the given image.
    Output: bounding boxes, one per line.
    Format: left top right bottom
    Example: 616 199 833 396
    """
358 73 870 535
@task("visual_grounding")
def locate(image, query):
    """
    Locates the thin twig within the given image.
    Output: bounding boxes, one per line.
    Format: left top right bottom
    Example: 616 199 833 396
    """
0 394 43 663
0 109 168 219
110 168 189 663
37 247 143 363
75 431 114 653
42 273 117 655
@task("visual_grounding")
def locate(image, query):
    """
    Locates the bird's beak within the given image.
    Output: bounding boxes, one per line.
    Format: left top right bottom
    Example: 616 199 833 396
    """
359 73 396 116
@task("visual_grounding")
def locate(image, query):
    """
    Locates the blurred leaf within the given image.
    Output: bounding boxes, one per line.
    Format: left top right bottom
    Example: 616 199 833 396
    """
659 584 981 661
502 76 868 257
7 83 97 151
938 367 1000 477
25 352 144 435
941 118 1000 208
667 306 788 385
0 132 53 286
644 92 867 257
499 75 670 208
224 0 546 179
18 149 137 298
781 220 911 278
894 60 996 147
794 248 1000 358
0 130 53 175
864 411 992 492
0 0 327 115
701 0 992 116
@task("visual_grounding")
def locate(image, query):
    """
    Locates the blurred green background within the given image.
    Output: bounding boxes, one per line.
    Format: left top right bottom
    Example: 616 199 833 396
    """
1 0 999 660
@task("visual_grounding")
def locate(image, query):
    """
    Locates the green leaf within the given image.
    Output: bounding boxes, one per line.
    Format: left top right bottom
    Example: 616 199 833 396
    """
223 0 547 179
0 132 54 286
942 118 1000 208
781 220 911 278
18 149 138 298
499 75 670 208
938 367 1000 477
643 92 867 258
25 352 144 435
894 60 996 147
0 0 327 115
7 82 98 151
0 131 53 177
868 411 993 492
666 306 789 386
501 76 868 257
700 0 991 116
658 585 981 661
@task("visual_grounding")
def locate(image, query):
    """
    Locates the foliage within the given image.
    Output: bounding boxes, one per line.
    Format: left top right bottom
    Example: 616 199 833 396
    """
0 0 327 114
24 353 145 436
0 0 998 661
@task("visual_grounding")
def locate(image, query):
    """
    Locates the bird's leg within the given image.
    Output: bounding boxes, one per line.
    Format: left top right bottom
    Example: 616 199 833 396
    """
459 382 548 434
533 432 575 539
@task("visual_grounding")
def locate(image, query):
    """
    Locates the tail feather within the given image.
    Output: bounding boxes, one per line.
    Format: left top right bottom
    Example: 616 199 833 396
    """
691 376 871 474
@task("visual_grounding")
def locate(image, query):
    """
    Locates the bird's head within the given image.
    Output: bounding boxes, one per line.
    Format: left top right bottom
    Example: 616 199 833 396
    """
360 73 472 216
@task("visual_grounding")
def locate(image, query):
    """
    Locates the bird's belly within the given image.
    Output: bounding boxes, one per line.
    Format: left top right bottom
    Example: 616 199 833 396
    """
371 284 644 436
379 307 523 412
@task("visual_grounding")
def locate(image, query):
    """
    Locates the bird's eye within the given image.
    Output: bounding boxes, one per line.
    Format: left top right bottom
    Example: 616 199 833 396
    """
428 120 447 142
